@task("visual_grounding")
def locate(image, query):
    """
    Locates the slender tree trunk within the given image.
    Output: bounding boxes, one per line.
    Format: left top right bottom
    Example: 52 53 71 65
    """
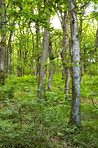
19 42 22 77
19 23 22 77
93 21 98 54
30 34 35 76
69 37 73 82
6 45 9 74
6 19 16 74
35 23 40 77
68 0 81 125
17 50 20 76
23 30 29 76
48 40 54 91
6 32 13 74
23 29 26 76
12 46 15 75
65 67 70 96
81 64 84 83
89 56 92 80
28 23 35 75
9 40 12 74
64 16 70 97
60 11 67 79
0 0 6 85
17 39 22 77
30 59 35 75
59 10 70 96
79 16 84 83
38 25 50 99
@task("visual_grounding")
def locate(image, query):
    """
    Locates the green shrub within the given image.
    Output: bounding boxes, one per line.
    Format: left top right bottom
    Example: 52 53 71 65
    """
0 85 15 100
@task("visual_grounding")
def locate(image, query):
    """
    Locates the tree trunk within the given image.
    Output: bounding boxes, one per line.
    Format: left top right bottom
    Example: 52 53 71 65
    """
65 67 70 96
19 42 22 77
48 40 54 91
19 23 22 77
68 0 81 125
28 23 35 76
38 26 50 98
89 56 92 80
23 30 29 76
17 50 20 76
81 64 84 83
6 32 13 74
30 34 35 76
35 23 40 77
79 16 84 83
64 16 70 97
0 0 6 85
93 21 98 54
60 11 67 79
12 47 15 75
59 10 70 96
6 19 16 74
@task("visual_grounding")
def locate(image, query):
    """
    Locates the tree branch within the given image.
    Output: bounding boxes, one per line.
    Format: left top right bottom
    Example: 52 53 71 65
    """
80 0 91 9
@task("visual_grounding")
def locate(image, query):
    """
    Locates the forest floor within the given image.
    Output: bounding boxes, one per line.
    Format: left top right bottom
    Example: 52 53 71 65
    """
0 75 98 148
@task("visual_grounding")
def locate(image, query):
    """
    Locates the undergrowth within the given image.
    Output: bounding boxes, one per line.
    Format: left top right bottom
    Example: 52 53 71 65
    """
0 74 98 148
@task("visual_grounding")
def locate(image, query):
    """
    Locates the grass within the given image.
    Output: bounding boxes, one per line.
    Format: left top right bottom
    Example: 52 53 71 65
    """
0 74 98 147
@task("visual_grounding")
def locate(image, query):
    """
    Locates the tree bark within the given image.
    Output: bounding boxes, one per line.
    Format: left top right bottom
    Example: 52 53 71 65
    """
59 10 70 96
35 23 40 77
64 16 70 97
48 40 54 91
0 0 6 85
68 0 81 125
19 42 22 77
38 22 50 98
6 32 13 74
28 23 35 76
93 21 98 54
6 19 16 74
89 56 92 80
60 11 67 79
58 10 70 97
65 67 70 96
18 23 22 77
79 16 84 83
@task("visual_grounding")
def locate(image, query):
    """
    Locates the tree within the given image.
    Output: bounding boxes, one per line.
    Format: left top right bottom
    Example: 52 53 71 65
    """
48 39 54 91
38 4 50 98
68 0 81 125
0 0 6 85
94 20 98 54
55 1 71 97
38 26 50 98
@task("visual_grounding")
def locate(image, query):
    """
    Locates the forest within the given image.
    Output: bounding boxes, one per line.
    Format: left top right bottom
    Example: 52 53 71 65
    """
0 0 98 147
